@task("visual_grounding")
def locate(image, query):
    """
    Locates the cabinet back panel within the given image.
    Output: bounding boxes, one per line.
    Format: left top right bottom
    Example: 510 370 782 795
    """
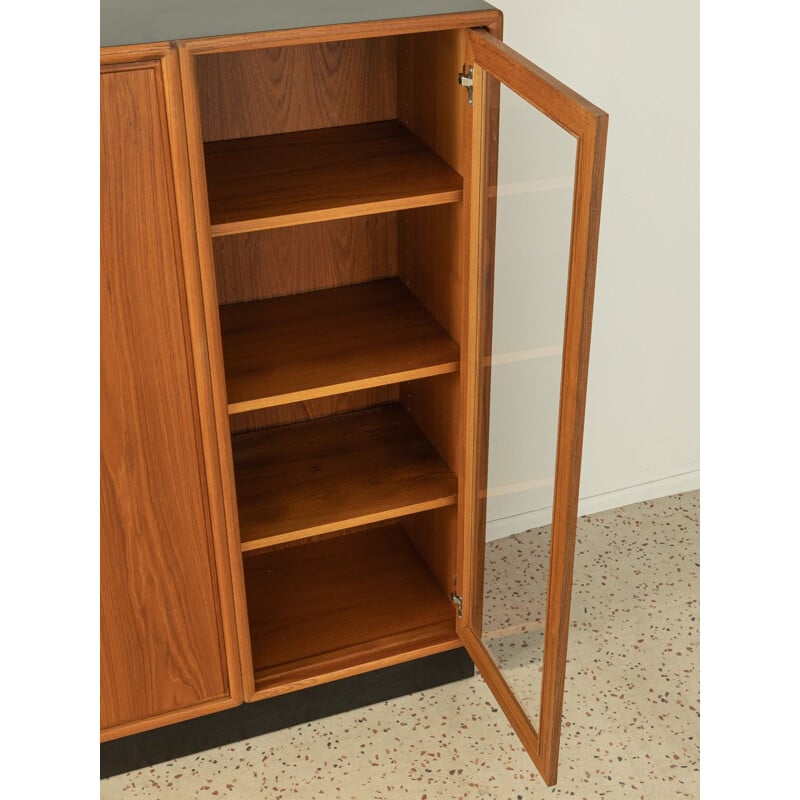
196 37 398 142
213 214 398 305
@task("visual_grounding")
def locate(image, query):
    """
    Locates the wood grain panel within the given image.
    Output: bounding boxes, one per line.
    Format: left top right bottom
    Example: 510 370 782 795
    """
401 505 458 599
221 279 459 413
394 29 471 616
177 42 258 699
401 373 462 477
100 56 231 735
196 38 397 141
399 203 464 342
469 29 606 138
244 525 459 697
228 386 398 434
397 27 469 174
232 405 458 550
178 9 502 56
213 214 398 305
204 120 463 235
397 194 465 507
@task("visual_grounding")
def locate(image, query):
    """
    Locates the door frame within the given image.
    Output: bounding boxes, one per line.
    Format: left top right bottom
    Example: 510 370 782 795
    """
458 28 608 786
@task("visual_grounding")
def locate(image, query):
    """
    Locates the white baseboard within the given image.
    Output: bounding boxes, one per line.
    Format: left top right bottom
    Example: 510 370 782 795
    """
485 469 700 541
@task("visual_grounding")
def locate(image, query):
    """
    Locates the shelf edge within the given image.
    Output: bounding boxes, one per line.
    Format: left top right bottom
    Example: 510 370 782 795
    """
240 495 458 552
250 634 462 700
227 362 459 415
210 190 463 237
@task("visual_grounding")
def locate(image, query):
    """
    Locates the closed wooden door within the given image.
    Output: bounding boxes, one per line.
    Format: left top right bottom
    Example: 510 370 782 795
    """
100 47 241 741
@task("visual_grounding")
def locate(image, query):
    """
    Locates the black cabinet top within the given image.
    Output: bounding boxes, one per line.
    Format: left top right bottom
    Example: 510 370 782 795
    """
101 0 497 48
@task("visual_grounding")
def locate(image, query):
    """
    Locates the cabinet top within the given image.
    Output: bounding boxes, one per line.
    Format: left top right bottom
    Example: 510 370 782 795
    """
101 0 497 48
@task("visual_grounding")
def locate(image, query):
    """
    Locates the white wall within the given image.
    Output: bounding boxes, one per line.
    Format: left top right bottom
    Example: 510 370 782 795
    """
486 1 699 536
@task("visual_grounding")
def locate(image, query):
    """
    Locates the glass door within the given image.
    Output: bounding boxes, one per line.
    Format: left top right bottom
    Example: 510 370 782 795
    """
457 29 608 786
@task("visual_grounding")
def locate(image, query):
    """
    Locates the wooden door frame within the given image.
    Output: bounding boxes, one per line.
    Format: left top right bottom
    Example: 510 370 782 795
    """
100 45 244 741
458 28 608 785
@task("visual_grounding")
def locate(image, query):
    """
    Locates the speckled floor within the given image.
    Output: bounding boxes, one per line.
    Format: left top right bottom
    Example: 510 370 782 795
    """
101 491 699 799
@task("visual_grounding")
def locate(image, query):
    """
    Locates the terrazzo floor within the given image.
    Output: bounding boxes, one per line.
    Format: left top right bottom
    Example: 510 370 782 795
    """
101 491 699 799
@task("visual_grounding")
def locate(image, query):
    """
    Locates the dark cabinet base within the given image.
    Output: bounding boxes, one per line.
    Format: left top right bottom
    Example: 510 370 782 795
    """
100 648 474 778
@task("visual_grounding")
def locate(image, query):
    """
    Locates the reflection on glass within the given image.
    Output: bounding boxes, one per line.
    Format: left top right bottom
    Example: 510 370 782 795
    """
481 84 576 732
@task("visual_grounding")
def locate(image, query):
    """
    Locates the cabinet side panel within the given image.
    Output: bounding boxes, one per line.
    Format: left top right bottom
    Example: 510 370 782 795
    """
398 204 463 342
196 37 398 142
396 29 470 604
100 60 230 731
397 28 468 175
400 505 458 599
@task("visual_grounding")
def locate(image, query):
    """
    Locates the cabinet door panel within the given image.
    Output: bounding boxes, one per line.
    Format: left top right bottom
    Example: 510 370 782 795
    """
100 52 237 738
459 30 607 786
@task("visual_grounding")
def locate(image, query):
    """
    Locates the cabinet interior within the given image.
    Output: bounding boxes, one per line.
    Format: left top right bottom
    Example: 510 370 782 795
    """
194 28 470 699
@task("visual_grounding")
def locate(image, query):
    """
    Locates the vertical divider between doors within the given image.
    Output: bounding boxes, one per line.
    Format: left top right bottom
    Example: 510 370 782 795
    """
157 45 245 707
457 15 503 638
458 39 485 636
176 41 256 700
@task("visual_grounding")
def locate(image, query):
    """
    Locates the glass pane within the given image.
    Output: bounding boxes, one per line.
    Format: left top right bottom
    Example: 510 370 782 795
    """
479 81 577 731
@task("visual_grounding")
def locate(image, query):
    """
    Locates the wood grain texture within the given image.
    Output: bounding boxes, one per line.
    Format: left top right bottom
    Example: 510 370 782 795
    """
401 372 462 477
536 92 607 790
401 505 458 599
99 42 173 64
454 0 504 659
177 43 258 699
100 54 232 738
397 27 468 175
213 214 398 305
460 68 500 641
155 42 245 712
399 204 464 342
459 30 608 786
232 405 458 550
204 120 463 235
177 10 502 55
244 525 459 698
229 386 398 435
395 28 471 609
469 28 605 137
221 278 459 414
196 38 397 141
398 207 465 484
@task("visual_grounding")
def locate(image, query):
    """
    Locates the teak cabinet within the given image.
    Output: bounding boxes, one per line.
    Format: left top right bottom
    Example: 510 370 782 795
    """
100 0 607 786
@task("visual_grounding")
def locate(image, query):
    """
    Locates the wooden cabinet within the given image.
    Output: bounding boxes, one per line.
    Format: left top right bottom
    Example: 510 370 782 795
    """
100 48 242 740
101 1 607 785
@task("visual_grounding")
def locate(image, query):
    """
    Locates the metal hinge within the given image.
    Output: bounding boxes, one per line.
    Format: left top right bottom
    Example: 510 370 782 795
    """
458 65 474 104
450 592 463 618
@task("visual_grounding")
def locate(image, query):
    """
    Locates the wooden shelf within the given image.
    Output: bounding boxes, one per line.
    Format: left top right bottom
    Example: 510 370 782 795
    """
204 120 463 236
220 279 460 414
232 404 457 550
244 524 460 698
